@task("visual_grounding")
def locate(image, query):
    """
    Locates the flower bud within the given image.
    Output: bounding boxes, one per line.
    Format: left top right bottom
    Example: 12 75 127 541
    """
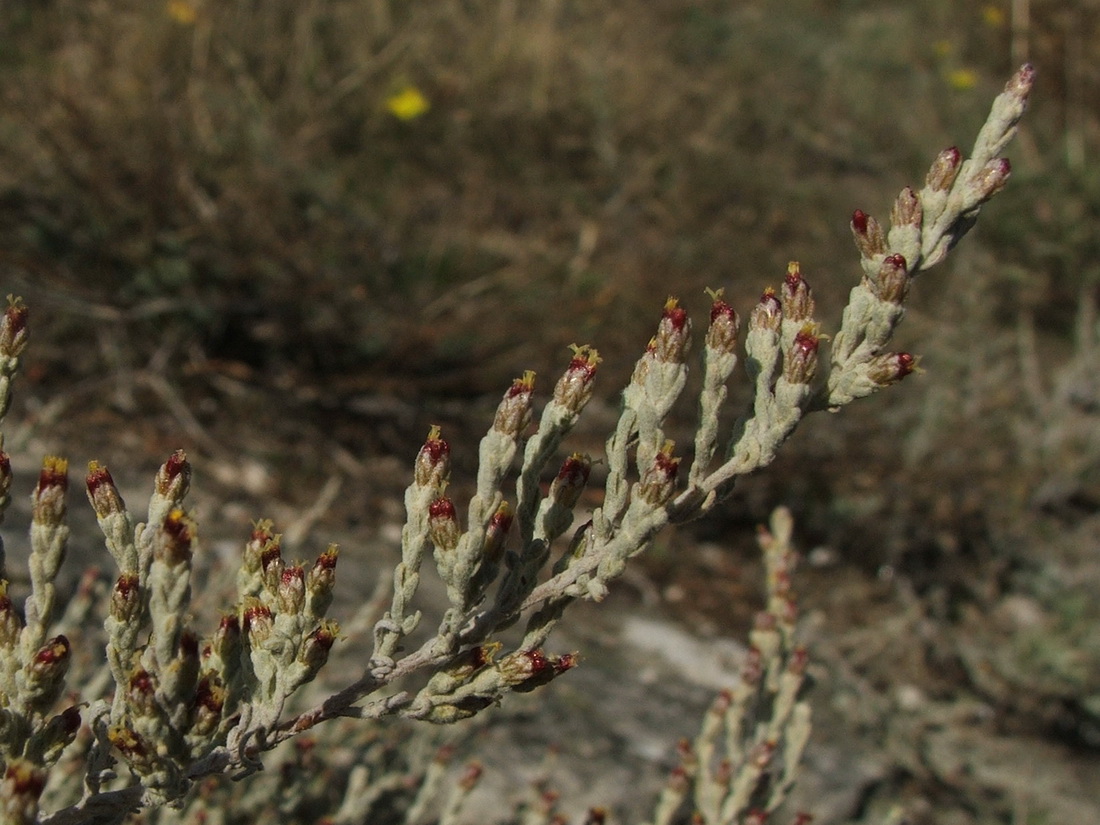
783 325 819 385
654 297 692 363
483 502 513 564
190 674 226 737
705 289 740 354
32 457 68 527
306 545 338 618
749 288 782 333
780 262 815 323
154 449 191 500
278 565 306 614
1 758 45 824
428 497 460 552
549 453 591 511
157 508 194 567
891 186 922 230
868 253 910 304
867 352 919 386
0 580 22 648
0 296 29 361
850 210 887 260
970 157 1012 202
242 599 274 647
86 461 125 519
414 425 451 491
638 442 680 506
27 635 71 710
297 620 338 680
493 372 535 436
208 613 242 665
110 573 142 624
497 648 577 692
126 667 158 717
553 345 600 414
925 146 962 192
259 537 284 592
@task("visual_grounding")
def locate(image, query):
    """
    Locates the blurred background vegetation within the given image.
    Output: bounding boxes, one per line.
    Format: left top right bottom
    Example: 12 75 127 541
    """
0 0 1098 822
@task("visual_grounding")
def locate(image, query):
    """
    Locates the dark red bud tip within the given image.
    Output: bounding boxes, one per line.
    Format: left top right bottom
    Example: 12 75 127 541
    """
34 635 70 664
428 497 457 520
792 329 819 355
488 504 513 533
710 296 735 324
308 624 337 650
851 209 869 234
281 566 305 586
654 448 680 479
129 668 155 694
896 352 916 378
662 297 689 331
1008 63 1035 96
164 450 188 481
944 146 961 165
788 646 809 675
884 253 907 271
163 509 192 543
250 521 275 543
242 603 273 631
85 461 114 494
3 760 46 797
314 546 339 571
4 298 28 336
422 425 450 463
259 544 282 572
37 457 69 493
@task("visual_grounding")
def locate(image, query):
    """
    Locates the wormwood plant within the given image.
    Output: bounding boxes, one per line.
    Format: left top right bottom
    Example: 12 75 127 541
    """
0 66 1033 824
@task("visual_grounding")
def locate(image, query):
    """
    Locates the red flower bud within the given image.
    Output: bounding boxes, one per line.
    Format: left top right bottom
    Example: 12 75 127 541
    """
110 574 142 623
749 288 782 333
654 297 691 363
783 326 819 385
639 442 680 506
868 254 909 304
553 345 600 413
484 501 513 564
0 296 29 360
278 565 306 614
550 453 591 511
780 262 815 323
705 289 740 354
428 497 460 552
867 352 919 386
891 186 922 229
926 146 962 192
850 209 887 259
157 508 194 566
414 425 451 490
86 461 125 518
32 456 68 527
494 372 535 436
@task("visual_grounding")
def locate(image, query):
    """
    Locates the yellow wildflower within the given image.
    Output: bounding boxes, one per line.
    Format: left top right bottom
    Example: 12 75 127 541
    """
166 0 197 24
982 5 1006 27
947 68 979 91
386 86 430 122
